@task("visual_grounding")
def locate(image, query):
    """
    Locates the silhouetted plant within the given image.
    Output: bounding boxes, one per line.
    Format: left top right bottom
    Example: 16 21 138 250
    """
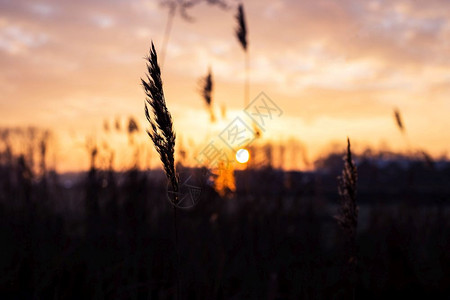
85 137 98 171
336 138 358 237
335 137 358 300
17 154 33 204
199 67 216 122
114 117 121 131
394 107 404 133
143 42 179 198
103 119 110 133
421 150 435 169
38 130 49 178
128 117 139 134
142 41 181 299
235 3 247 51
393 107 414 154
127 116 140 146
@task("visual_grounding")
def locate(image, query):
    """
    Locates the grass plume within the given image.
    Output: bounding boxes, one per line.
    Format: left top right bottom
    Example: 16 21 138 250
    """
142 41 181 299
142 42 178 198
235 3 247 51
394 107 404 133
235 3 250 108
393 107 414 153
336 137 358 299
127 116 139 134
421 150 435 169
114 117 121 132
103 119 110 132
336 138 358 242
199 67 216 122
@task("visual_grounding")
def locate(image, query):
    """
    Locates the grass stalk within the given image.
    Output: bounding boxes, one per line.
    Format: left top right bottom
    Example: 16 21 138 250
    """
142 41 180 299
336 137 358 300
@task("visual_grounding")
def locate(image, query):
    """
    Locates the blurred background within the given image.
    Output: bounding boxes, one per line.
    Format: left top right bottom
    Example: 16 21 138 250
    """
1 0 450 170
0 0 449 299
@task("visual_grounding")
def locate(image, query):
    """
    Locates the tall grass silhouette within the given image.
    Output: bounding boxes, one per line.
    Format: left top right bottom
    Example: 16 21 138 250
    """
336 137 358 300
394 108 404 133
199 67 216 122
235 3 261 138
142 41 181 299
393 107 432 166
0 125 449 298
143 42 178 198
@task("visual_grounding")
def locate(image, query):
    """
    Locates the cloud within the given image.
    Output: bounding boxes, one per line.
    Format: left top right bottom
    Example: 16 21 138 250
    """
0 21 49 54
29 2 57 17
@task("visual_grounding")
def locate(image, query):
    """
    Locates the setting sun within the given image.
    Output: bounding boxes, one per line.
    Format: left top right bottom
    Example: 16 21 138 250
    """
236 148 250 164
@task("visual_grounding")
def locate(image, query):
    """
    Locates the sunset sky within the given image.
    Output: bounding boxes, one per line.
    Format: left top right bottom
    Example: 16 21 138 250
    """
1 0 450 171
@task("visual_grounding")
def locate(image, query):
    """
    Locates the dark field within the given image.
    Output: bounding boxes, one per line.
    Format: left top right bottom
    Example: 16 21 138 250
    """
0 152 449 299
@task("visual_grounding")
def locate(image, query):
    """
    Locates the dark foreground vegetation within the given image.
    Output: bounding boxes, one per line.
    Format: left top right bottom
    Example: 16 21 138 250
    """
0 151 449 299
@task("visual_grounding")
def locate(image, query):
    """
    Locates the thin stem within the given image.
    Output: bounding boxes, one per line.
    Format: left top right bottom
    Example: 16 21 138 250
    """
160 7 176 70
173 205 181 300
403 132 413 156
244 50 250 108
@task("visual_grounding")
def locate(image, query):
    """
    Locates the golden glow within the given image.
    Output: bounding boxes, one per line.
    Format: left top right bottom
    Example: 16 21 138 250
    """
213 161 236 197
0 0 449 172
236 148 250 164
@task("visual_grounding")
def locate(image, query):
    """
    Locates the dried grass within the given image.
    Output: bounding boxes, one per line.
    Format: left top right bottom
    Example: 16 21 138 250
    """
336 137 358 299
142 42 179 198
336 138 358 243
235 3 247 51
394 107 404 133
199 67 216 122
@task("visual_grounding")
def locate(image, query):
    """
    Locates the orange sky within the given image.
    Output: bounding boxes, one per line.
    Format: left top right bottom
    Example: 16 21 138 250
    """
1 0 450 171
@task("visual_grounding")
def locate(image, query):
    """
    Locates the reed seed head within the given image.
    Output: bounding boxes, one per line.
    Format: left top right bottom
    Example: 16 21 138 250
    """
394 108 404 133
142 41 179 195
336 138 358 242
235 3 247 51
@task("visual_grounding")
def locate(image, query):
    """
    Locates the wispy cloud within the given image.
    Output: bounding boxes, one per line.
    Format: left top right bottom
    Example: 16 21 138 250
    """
0 22 48 54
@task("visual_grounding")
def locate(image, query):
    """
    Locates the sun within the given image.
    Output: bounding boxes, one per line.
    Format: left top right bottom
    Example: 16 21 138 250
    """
236 148 250 164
